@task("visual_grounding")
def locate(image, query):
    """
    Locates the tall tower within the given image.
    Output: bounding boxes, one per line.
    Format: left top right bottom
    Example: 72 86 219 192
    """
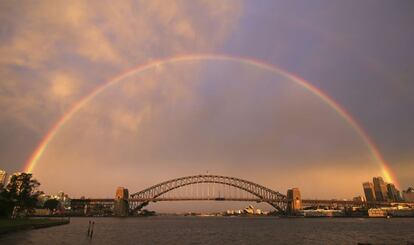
362 182 376 202
386 183 400 202
402 187 414 202
373 177 388 202
114 187 129 216
287 188 302 215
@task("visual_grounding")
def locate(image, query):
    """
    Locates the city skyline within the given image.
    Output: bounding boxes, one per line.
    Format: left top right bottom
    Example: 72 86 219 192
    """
1 1 414 204
3 169 412 214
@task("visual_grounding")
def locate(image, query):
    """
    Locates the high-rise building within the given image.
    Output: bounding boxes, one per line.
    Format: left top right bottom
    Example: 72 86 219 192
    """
0 169 7 188
363 182 376 202
373 177 388 202
403 187 414 202
386 183 401 202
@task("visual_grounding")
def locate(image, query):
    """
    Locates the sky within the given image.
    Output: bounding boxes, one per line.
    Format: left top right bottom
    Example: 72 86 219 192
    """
0 1 413 212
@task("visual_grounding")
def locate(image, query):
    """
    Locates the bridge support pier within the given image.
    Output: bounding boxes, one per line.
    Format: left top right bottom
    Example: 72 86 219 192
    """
114 187 129 217
287 188 302 215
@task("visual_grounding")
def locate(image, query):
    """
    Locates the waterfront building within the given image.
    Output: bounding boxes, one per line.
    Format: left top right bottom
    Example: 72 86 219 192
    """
403 187 414 202
373 177 388 202
301 209 344 217
0 169 7 188
33 208 51 216
386 183 401 202
368 208 387 217
368 207 414 217
353 196 365 202
362 182 376 202
52 191 71 210
387 206 414 217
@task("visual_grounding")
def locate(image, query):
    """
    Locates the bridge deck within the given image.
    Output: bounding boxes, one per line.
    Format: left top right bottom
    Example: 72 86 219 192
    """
70 198 414 206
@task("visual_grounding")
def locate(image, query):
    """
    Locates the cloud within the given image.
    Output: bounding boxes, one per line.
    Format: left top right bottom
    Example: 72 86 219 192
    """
109 106 152 138
0 0 243 173
49 73 76 99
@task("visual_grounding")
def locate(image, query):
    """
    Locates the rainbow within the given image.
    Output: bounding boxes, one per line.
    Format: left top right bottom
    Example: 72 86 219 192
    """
23 54 399 187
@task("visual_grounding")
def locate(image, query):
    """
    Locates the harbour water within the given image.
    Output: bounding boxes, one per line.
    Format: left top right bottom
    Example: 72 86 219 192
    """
1 216 413 245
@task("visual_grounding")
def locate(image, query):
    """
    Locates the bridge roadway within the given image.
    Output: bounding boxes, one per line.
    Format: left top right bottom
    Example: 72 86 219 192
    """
70 197 414 207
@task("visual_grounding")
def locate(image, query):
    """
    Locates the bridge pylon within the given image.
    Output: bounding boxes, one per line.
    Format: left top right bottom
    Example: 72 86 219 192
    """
287 188 302 215
114 187 129 216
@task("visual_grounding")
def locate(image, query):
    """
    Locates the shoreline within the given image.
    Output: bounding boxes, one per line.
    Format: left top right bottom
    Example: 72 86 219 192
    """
0 218 70 235
30 214 414 219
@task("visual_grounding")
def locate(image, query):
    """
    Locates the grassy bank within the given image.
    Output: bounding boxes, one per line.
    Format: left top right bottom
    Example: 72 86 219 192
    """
0 218 69 235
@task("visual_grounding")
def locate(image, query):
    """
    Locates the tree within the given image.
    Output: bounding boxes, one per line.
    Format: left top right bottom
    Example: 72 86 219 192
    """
0 189 14 217
5 173 42 217
43 199 60 212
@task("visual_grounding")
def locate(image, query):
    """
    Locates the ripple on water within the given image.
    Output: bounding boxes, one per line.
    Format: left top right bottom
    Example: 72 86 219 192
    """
0 217 413 245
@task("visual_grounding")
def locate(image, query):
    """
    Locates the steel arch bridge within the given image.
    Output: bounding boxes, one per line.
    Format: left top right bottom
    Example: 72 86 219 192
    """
129 175 287 211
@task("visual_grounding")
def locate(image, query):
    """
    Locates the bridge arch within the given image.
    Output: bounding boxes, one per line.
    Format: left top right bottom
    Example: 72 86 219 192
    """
130 175 287 211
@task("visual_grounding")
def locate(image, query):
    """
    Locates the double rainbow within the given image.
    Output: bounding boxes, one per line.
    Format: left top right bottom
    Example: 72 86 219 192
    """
23 54 398 187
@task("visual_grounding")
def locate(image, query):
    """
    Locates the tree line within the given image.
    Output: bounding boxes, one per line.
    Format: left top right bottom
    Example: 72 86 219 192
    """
0 172 59 218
